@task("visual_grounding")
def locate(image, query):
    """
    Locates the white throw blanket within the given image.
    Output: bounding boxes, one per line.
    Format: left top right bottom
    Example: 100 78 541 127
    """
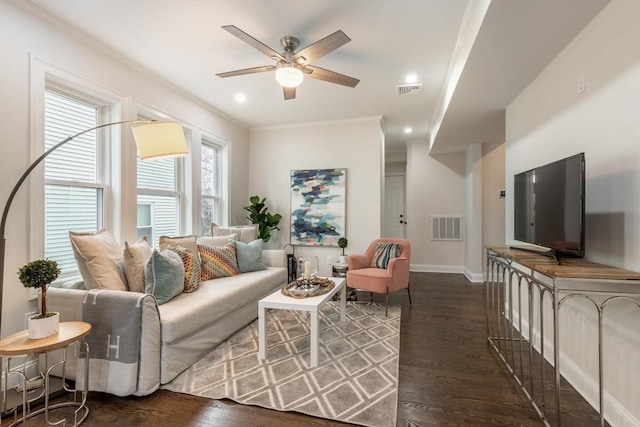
82 289 151 396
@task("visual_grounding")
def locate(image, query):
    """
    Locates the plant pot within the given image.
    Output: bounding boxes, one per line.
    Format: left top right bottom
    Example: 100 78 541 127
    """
28 312 59 339
339 255 348 264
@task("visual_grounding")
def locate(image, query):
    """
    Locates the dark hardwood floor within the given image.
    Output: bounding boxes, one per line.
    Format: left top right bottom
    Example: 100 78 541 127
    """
3 273 602 426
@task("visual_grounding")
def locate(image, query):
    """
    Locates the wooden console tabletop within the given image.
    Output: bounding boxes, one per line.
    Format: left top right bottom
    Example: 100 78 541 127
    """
486 245 640 281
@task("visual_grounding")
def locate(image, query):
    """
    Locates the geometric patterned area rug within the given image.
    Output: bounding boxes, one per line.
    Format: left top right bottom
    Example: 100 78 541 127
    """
162 302 400 427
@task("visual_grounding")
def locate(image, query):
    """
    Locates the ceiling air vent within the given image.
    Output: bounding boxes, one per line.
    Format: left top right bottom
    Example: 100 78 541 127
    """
396 83 423 96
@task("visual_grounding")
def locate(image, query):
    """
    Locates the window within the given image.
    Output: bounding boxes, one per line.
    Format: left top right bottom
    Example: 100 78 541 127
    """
44 89 105 281
137 203 153 243
137 146 182 248
201 141 221 235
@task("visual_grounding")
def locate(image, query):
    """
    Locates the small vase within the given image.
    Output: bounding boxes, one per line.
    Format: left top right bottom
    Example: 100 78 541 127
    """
28 312 59 339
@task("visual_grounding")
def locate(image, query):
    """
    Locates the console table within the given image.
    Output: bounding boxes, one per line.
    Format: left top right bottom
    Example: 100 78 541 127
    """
0 321 91 426
485 246 640 426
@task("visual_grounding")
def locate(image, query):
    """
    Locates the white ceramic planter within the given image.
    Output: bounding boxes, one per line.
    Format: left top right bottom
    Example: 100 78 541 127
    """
28 312 59 339
339 255 348 264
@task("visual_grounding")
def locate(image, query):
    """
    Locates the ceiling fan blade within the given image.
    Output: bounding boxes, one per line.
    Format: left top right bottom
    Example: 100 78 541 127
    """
305 65 360 88
222 25 285 61
294 30 351 65
283 86 296 100
216 65 276 78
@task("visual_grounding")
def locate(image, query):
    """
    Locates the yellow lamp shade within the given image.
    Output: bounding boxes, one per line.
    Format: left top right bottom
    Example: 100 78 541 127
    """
131 121 188 160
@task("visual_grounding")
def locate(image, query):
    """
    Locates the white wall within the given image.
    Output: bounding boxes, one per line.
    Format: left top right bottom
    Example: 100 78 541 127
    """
0 2 250 337
406 141 466 272
505 2 640 425
464 144 483 282
248 117 383 277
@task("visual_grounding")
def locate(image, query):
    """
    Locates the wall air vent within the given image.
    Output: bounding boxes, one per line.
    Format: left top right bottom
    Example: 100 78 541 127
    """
431 215 463 241
396 83 423 96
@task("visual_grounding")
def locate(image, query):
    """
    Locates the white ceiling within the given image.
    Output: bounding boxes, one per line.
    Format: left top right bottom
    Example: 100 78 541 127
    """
27 0 609 156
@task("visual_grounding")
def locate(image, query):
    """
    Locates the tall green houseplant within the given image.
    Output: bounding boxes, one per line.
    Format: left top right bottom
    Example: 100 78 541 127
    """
244 195 282 242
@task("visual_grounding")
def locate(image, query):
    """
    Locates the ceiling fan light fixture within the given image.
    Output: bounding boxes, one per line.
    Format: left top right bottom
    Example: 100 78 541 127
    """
275 63 303 88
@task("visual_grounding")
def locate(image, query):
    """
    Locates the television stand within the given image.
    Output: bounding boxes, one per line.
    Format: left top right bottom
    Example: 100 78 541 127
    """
485 245 640 426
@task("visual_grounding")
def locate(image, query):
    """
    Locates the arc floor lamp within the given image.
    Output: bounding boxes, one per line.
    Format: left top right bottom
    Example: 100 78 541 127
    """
0 120 188 338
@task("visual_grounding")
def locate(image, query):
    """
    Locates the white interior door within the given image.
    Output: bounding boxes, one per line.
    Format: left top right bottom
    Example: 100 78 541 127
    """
384 175 406 238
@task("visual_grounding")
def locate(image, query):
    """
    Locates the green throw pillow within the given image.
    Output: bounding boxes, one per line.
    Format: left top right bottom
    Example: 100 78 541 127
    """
235 239 267 273
144 248 184 304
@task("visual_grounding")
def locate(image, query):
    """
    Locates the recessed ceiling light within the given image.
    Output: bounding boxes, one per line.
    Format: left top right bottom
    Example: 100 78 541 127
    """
404 127 413 134
235 93 247 103
405 74 418 84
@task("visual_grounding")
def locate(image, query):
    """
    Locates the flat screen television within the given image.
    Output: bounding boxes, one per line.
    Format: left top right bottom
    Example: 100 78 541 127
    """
513 153 585 262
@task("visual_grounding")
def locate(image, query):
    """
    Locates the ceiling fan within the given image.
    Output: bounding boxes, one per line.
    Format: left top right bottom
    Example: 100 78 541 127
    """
216 25 360 100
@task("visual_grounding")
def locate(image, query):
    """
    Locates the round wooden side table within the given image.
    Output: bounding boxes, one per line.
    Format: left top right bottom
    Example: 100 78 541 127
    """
0 321 91 426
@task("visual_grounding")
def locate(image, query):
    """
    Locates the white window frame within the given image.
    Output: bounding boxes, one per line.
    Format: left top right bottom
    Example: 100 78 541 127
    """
197 131 230 231
201 139 222 234
30 57 126 262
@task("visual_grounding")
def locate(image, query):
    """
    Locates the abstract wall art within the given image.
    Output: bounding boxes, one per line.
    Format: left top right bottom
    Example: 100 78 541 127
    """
290 168 346 246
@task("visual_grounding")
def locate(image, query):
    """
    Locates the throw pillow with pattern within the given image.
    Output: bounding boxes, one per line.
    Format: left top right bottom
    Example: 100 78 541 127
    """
171 245 201 293
371 241 403 269
198 243 240 280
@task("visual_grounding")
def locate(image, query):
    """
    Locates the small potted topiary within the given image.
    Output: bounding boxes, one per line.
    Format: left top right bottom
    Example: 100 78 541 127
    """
337 237 348 264
18 259 61 339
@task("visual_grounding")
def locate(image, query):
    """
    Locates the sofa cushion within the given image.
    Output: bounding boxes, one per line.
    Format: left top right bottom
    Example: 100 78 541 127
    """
235 239 267 273
172 245 200 293
198 243 240 280
158 267 287 344
159 235 199 263
196 234 237 247
211 224 258 244
69 229 128 291
145 249 184 304
123 237 152 293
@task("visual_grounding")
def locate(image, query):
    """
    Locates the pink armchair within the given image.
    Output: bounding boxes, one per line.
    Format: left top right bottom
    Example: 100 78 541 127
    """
346 238 411 316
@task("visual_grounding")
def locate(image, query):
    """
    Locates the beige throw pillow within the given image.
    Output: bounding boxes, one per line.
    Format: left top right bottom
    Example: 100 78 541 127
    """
69 229 128 291
211 224 258 244
123 237 152 293
196 233 238 248
159 235 199 263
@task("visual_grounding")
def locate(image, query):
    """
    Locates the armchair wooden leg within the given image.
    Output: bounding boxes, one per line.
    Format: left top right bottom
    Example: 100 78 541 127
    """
370 292 374 302
385 289 389 317
407 284 412 306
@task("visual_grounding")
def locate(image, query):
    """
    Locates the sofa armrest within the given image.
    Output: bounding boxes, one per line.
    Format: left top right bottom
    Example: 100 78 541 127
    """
263 249 286 268
47 287 161 396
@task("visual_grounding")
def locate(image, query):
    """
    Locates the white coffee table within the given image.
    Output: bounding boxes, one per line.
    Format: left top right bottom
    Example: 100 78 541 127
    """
258 276 346 367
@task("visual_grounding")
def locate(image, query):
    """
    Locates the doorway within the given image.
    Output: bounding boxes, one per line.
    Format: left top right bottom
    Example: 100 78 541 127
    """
384 174 406 238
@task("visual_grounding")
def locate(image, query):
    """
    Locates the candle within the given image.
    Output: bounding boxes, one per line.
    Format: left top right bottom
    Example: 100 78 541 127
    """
304 261 311 279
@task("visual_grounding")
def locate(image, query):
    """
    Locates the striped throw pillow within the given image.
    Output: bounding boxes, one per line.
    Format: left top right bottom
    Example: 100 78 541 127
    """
198 243 240 280
371 241 403 269
171 246 201 293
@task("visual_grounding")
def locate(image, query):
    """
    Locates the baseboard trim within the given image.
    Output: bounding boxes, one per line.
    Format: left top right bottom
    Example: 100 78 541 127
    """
410 264 464 274
463 268 484 283
511 311 639 427
1 356 40 390
410 264 484 283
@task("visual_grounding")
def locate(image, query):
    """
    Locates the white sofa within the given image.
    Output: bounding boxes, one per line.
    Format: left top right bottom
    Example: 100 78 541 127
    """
47 249 287 396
